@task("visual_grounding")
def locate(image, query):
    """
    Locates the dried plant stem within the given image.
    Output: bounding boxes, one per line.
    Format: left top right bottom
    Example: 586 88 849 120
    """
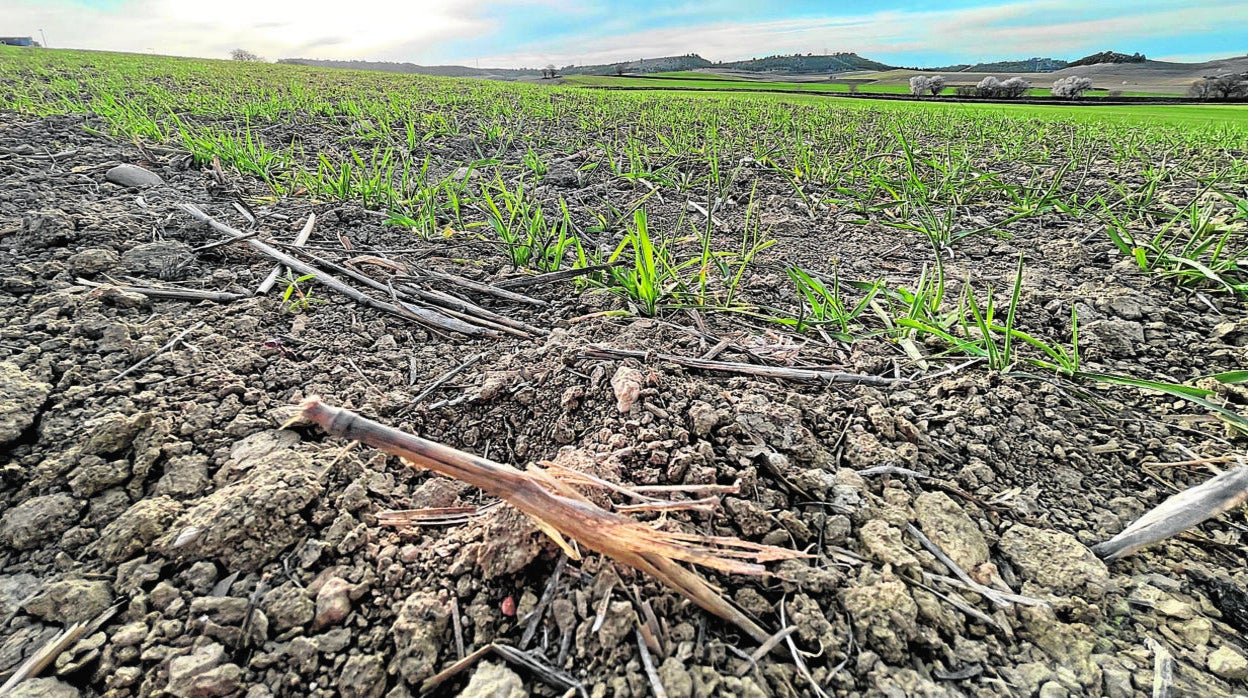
298 398 800 644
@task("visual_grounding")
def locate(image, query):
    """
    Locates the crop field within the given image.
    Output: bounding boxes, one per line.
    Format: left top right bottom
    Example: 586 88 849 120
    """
2 46 1248 696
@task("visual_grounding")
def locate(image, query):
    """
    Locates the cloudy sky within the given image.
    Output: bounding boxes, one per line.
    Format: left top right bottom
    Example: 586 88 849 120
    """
5 0 1246 67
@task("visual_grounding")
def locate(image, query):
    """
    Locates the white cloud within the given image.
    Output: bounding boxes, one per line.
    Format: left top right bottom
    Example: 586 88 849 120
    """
4 0 501 61
474 1 1248 67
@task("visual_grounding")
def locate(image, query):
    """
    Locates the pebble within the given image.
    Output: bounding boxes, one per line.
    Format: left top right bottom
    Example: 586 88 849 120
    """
458 661 527 698
104 163 164 188
0 361 51 446
313 577 353 629
1208 645 1248 680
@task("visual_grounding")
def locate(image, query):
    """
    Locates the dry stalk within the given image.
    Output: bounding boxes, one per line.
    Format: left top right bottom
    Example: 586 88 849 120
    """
298 398 802 644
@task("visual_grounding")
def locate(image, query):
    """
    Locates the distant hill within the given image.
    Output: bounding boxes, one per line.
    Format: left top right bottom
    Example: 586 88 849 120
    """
924 57 1069 73
717 53 892 74
276 58 536 79
1068 51 1146 68
564 54 713 75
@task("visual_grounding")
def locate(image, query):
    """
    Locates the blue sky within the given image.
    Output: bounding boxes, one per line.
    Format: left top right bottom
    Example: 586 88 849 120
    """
6 0 1246 67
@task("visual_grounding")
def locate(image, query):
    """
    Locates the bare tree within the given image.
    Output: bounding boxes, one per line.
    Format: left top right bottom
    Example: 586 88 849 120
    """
927 75 945 96
230 48 264 62
1052 75 1093 98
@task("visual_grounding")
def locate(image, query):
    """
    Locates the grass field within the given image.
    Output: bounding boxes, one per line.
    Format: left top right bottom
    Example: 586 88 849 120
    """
4 42 1248 698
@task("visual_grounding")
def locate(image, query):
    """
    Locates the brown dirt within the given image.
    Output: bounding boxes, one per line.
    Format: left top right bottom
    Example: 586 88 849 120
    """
1 109 1248 698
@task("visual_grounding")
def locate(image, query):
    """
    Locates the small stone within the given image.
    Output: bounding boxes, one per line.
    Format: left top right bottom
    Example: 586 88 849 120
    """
94 496 183 563
0 493 80 549
1171 616 1212 649
5 677 80 698
157 455 210 498
23 579 114 624
390 590 450 684
658 657 693 698
610 366 644 413
998 524 1109 599
1038 681 1069 698
1208 645 1248 680
68 248 119 276
105 163 164 188
166 643 225 696
839 575 918 663
914 491 990 573
458 661 527 698
313 577 353 630
120 240 191 277
687 400 719 437
82 413 147 456
338 653 387 698
858 519 920 571
0 361 51 446
263 583 314 632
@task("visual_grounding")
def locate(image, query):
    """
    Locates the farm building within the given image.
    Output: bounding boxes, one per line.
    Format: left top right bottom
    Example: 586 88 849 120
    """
0 37 35 47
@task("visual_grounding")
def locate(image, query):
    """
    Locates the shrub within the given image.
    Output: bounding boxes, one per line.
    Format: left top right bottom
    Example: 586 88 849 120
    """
998 77 1031 99
230 49 264 62
955 85 978 97
1189 73 1248 100
1052 75 1093 98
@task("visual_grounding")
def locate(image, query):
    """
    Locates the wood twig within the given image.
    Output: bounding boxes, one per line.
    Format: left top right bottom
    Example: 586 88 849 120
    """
108 321 204 384
256 212 317 295
178 205 491 337
0 623 86 694
1093 462 1248 560
400 352 486 414
76 278 245 303
297 398 803 646
635 626 668 698
581 345 906 387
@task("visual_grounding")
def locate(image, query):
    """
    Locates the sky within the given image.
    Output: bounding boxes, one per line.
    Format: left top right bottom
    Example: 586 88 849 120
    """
3 0 1246 68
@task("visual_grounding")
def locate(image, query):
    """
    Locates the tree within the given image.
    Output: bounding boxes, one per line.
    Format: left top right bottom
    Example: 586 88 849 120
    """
230 48 264 62
976 76 1002 97
615 64 625 76
927 75 945 96
543 63 557 79
1188 73 1248 100
1051 75 1093 98
998 77 1031 99
909 75 932 96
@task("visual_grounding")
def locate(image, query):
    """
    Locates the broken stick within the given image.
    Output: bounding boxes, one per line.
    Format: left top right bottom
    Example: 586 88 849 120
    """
297 398 803 645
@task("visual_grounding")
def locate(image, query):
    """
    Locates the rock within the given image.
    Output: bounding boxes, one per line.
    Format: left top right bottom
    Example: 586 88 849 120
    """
0 493 80 550
724 497 772 538
263 583 314 633
313 577 353 630
1208 645 1248 680
858 519 920 571
998 524 1109 599
1081 319 1145 359
1020 606 1100 689
94 496 184 563
166 643 242 698
68 248 119 276
104 164 163 188
474 507 543 579
121 240 191 277
157 455 210 498
458 660 528 697
159 449 323 570
658 657 693 698
687 400 720 437
839 574 918 663
914 491 990 574
5 677 80 698
81 413 147 456
1171 616 1212 649
0 361 51 446
0 573 39 618
338 653 387 698
24 580 113 624
390 590 450 684
610 366 644 413
68 457 131 497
